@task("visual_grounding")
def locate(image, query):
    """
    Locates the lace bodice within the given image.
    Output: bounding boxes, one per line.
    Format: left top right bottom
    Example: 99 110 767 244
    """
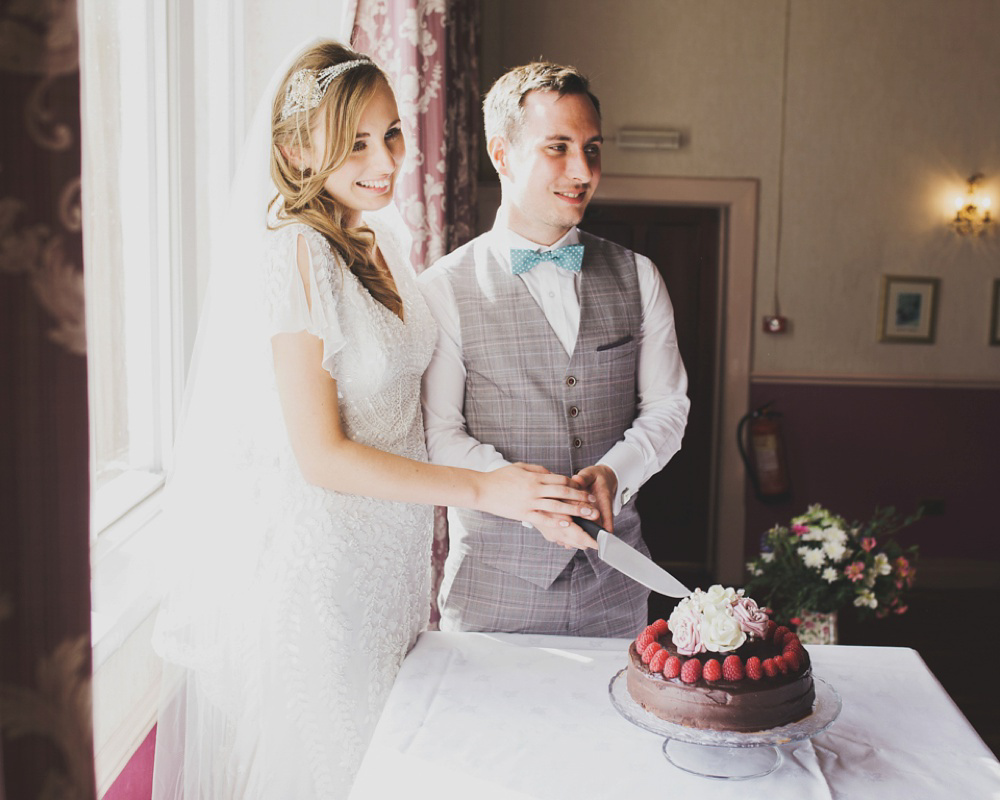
263 216 437 459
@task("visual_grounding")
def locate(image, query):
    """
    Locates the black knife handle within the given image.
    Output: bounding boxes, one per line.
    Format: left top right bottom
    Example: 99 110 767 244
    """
572 515 606 538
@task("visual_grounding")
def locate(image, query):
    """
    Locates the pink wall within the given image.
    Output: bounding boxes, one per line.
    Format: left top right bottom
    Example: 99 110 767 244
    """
743 382 999 562
103 727 155 800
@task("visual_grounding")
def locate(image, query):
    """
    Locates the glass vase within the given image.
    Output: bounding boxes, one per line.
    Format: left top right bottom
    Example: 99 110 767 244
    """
795 610 839 645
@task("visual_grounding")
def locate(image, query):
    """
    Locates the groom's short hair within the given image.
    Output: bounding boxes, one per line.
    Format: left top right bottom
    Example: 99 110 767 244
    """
483 62 601 144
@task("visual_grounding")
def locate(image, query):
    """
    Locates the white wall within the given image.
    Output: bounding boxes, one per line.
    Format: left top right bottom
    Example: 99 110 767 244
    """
481 0 1000 380
243 0 353 119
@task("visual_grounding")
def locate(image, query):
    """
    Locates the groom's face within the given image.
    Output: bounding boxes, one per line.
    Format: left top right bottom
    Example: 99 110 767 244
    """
493 90 602 246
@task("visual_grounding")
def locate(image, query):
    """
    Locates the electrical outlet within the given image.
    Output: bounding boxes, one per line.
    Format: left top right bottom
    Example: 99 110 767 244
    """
762 315 788 334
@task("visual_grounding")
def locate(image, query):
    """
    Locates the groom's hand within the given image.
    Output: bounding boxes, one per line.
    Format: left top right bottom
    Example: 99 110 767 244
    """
571 465 617 532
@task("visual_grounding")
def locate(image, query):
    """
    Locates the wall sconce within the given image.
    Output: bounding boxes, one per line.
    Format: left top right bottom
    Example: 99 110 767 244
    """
615 128 682 150
951 173 993 236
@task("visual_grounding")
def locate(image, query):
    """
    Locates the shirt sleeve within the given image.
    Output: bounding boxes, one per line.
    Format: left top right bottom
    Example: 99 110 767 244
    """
263 224 347 374
597 253 690 514
419 268 511 472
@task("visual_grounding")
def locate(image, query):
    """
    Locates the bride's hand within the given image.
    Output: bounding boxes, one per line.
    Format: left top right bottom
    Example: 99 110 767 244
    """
476 463 599 550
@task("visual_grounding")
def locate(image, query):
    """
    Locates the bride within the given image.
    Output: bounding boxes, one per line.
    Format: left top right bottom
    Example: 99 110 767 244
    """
151 40 597 799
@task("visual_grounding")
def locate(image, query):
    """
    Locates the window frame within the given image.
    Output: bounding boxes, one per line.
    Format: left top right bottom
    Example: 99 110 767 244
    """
86 1 350 789
87 0 243 663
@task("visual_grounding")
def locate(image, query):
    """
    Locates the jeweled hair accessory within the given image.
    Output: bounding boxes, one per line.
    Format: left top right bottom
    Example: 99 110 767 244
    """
280 58 371 121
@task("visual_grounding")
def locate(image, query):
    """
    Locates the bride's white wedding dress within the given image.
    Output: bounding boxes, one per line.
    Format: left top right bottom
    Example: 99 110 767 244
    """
152 212 437 799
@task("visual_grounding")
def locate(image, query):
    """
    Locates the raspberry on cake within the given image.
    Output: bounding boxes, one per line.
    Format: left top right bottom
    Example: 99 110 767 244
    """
625 585 816 732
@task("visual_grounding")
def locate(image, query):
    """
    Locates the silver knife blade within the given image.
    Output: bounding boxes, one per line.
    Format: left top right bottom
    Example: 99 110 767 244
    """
574 516 691 598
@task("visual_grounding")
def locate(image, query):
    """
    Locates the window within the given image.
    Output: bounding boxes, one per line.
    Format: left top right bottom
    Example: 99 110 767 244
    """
84 0 175 539
82 1 350 789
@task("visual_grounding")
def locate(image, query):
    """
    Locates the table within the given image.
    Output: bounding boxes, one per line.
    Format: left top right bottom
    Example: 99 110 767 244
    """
350 632 1000 799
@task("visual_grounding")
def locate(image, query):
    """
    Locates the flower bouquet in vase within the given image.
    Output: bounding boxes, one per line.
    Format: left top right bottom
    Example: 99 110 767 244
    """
745 504 921 644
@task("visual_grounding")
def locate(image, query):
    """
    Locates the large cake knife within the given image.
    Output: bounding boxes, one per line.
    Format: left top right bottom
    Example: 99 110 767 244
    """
574 517 692 598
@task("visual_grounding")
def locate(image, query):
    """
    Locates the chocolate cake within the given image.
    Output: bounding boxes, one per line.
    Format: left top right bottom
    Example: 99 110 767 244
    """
625 586 815 732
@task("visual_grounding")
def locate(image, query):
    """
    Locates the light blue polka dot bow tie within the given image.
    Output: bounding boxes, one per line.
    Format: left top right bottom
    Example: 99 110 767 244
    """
510 244 585 275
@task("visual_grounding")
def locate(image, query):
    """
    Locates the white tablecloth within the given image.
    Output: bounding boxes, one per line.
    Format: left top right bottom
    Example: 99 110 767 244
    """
350 632 1000 799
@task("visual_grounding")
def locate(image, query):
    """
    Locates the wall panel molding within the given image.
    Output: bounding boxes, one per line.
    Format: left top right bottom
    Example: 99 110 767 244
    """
753 372 1000 391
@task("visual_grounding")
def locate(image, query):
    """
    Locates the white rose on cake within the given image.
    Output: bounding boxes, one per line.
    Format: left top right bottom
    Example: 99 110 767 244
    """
701 603 747 652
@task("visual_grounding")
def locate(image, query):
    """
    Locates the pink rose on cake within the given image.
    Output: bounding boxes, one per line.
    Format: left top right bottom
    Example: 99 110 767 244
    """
667 600 703 655
731 595 769 638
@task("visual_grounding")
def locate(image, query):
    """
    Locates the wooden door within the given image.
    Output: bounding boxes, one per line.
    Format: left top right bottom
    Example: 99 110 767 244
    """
579 203 720 573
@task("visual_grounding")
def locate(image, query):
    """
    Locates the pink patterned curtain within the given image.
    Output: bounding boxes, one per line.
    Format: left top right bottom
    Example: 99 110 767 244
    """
352 0 479 626
0 2 97 798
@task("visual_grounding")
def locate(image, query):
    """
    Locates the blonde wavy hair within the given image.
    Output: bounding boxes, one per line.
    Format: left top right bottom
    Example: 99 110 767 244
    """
270 40 402 317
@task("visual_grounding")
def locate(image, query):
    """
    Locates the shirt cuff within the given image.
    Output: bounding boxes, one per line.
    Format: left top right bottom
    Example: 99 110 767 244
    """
598 442 644 516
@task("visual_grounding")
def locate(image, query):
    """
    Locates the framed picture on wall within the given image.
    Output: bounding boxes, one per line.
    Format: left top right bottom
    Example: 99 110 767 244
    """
878 275 940 343
991 279 1000 346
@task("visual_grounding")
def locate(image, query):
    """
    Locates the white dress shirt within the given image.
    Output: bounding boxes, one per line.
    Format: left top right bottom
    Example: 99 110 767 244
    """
419 217 690 515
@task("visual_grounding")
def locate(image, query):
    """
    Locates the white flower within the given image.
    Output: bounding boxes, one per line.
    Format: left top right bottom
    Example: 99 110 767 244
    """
761 552 775 563
703 584 740 608
823 527 848 547
700 603 746 652
822 567 839 583
800 527 825 542
798 546 826 569
823 539 847 562
873 553 891 576
854 589 878 609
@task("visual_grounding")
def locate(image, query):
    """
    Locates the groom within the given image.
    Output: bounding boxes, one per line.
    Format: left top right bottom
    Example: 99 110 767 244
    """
419 62 690 637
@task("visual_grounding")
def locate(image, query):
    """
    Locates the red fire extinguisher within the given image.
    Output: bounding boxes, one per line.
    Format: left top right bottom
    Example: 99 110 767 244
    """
737 402 791 503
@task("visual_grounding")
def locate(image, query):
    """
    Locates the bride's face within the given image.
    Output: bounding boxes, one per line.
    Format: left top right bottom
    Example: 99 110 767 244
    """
314 82 405 228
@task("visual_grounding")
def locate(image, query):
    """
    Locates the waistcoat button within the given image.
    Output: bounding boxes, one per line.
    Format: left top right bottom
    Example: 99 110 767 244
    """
569 406 580 417
572 437 582 448
565 376 577 387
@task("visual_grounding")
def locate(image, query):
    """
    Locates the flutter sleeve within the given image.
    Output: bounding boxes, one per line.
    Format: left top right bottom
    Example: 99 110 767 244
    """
262 222 347 372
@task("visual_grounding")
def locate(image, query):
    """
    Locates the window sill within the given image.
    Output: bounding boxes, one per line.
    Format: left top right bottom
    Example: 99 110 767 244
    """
91 478 166 668
91 480 168 792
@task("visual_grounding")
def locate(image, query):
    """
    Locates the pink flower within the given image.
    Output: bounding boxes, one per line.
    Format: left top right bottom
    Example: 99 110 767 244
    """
667 604 704 656
845 562 865 583
792 524 810 536
894 604 908 615
731 596 769 638
790 616 802 626
861 537 877 552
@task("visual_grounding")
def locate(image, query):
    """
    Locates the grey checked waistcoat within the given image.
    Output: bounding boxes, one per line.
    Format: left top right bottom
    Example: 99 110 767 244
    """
441 229 647 589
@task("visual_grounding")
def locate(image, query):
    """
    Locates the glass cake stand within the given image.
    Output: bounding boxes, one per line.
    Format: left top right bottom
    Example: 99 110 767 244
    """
609 669 841 780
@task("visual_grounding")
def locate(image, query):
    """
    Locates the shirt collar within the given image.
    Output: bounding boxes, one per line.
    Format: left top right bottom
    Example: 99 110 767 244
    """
489 212 581 266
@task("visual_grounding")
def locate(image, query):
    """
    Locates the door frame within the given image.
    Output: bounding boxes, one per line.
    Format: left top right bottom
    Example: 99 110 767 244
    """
477 176 758 584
